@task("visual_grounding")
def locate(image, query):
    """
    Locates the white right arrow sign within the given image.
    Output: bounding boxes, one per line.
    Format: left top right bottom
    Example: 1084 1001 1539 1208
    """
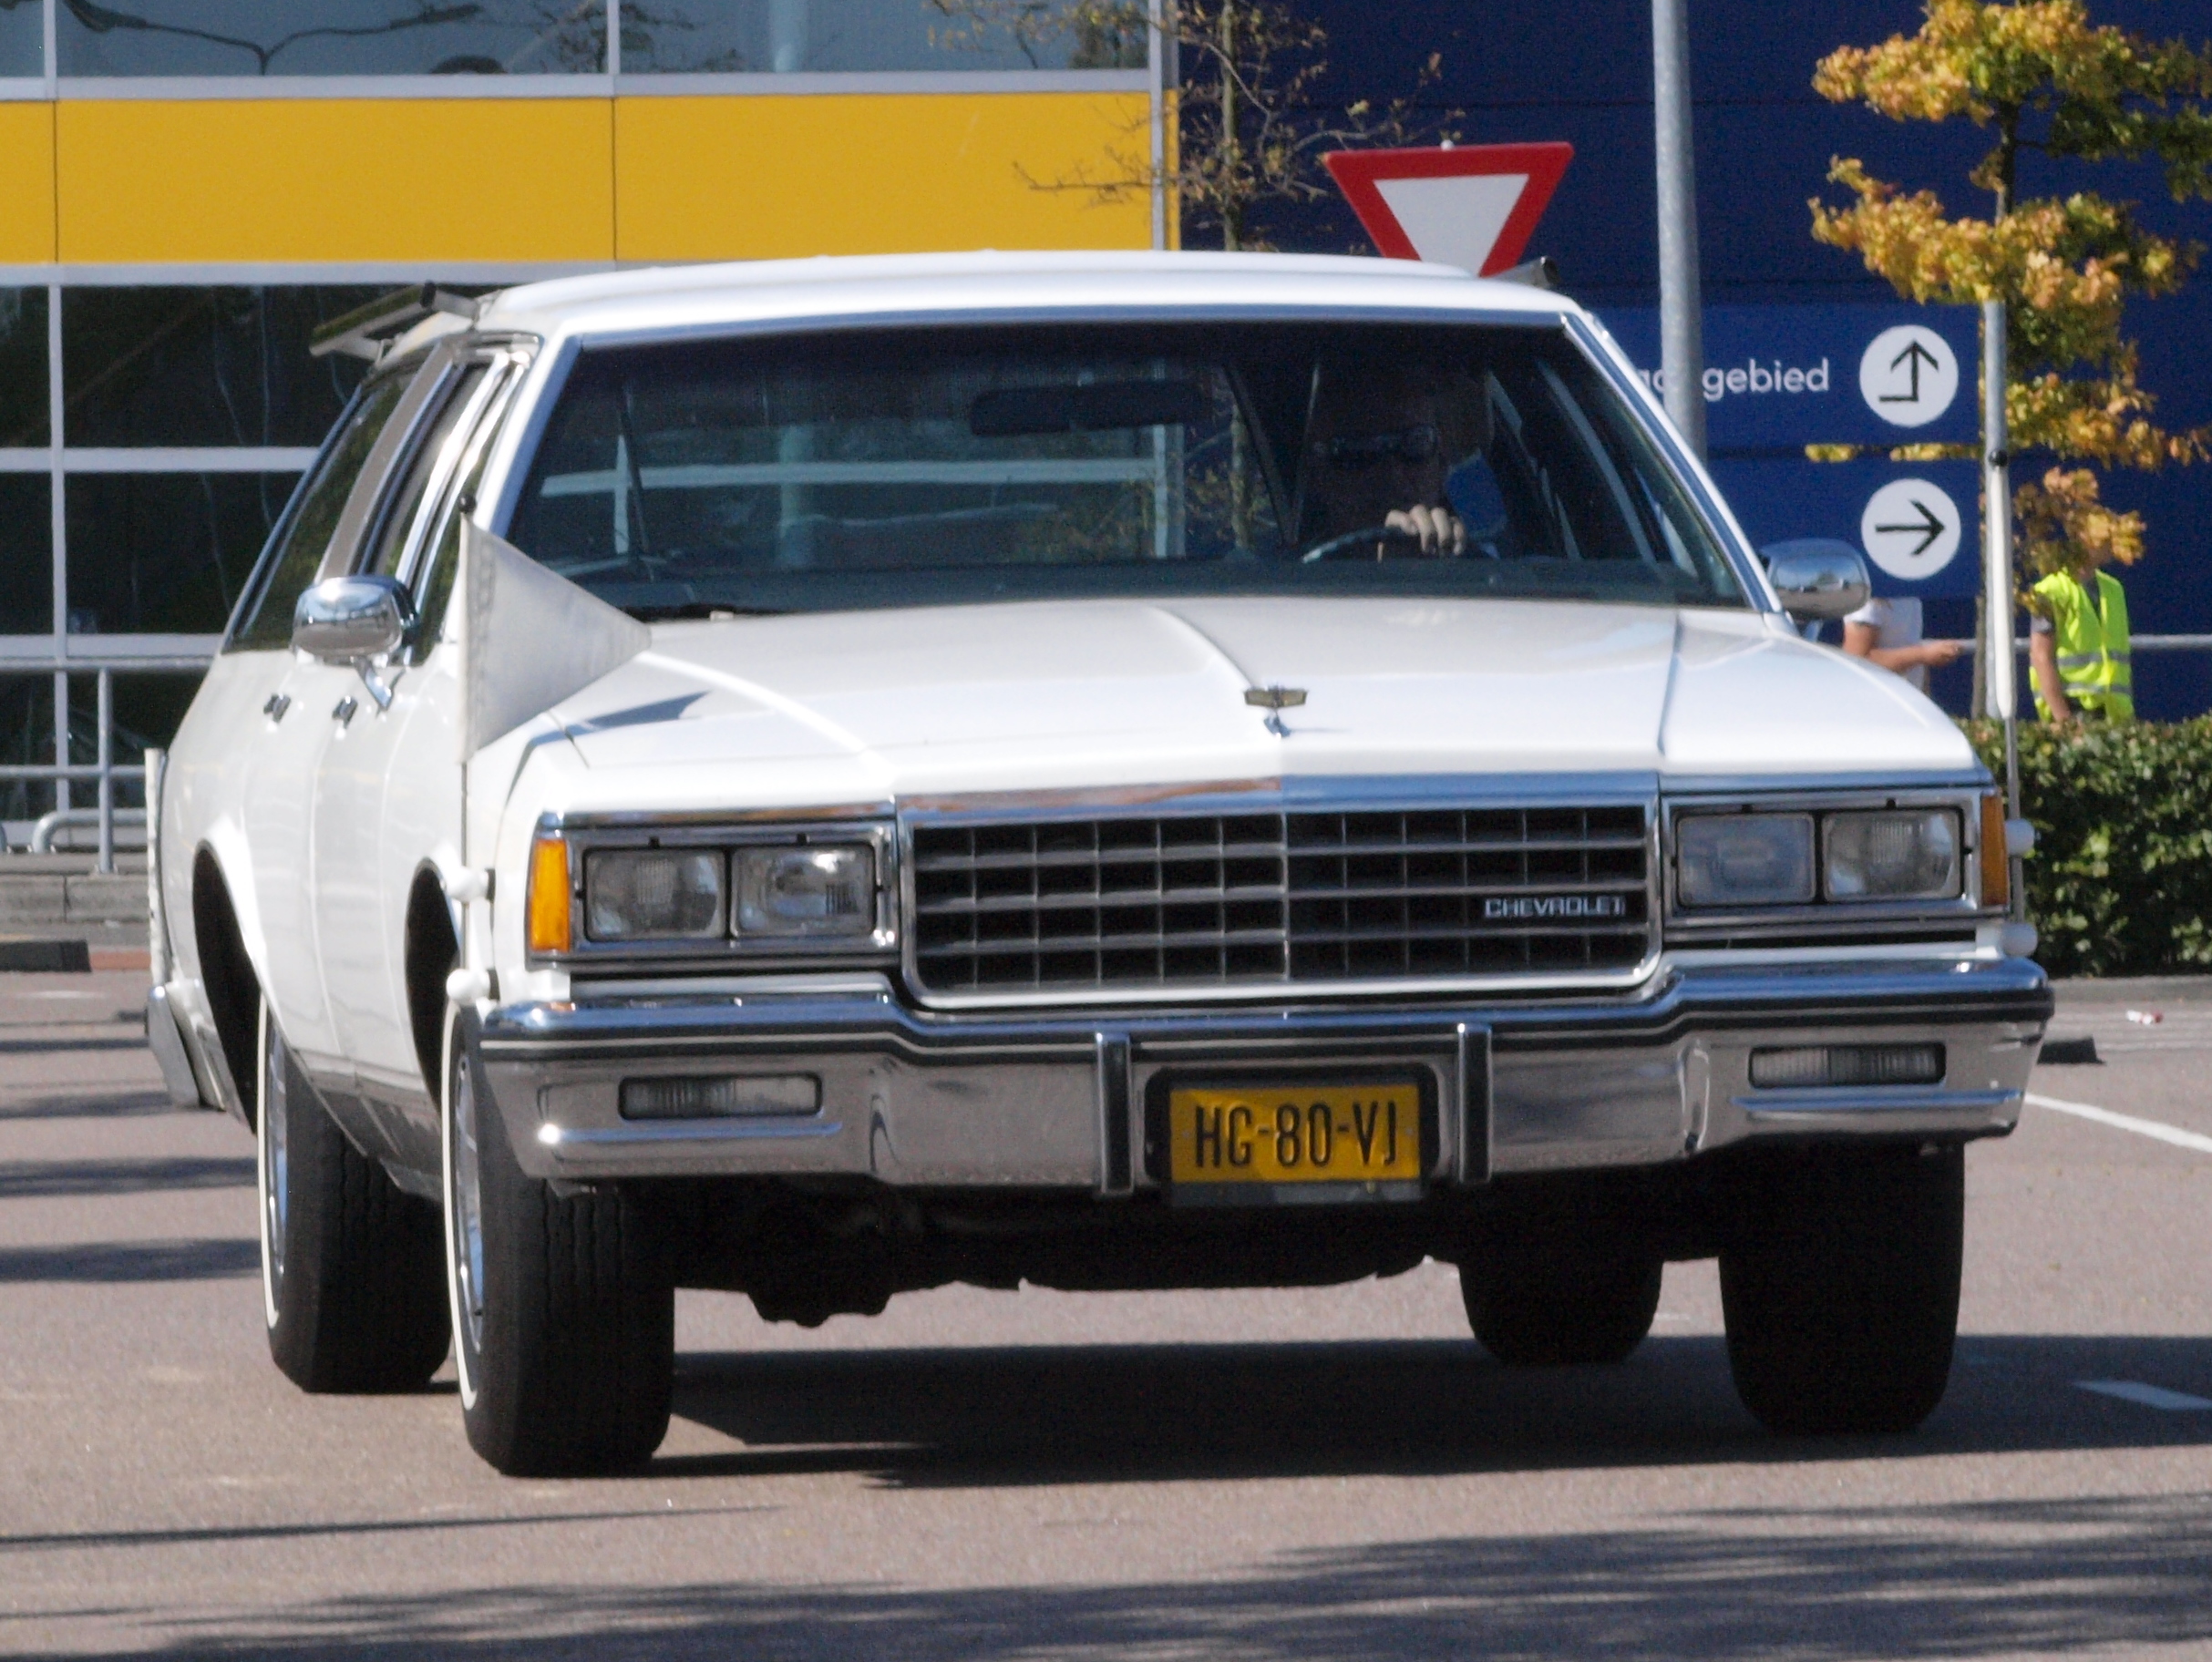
1860 477 1963 580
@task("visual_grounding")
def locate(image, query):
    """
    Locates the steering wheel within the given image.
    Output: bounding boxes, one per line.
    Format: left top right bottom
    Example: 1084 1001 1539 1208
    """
1299 523 1427 564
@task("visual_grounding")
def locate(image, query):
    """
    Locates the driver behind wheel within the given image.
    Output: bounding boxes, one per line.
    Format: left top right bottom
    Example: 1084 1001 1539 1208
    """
1298 364 1487 557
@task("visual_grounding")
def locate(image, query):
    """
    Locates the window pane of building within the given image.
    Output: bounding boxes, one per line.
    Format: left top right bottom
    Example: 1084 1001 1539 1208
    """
0 675 59 826
58 1 604 77
107 672 201 785
65 472 301 636
0 473 52 635
0 1 40 76
64 288 380 448
0 290 47 448
621 0 1146 73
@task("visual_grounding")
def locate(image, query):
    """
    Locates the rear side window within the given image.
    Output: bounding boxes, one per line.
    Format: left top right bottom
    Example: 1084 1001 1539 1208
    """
228 373 412 651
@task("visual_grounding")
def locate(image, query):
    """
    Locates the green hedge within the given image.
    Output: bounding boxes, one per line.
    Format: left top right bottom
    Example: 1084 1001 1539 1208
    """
1963 718 2212 977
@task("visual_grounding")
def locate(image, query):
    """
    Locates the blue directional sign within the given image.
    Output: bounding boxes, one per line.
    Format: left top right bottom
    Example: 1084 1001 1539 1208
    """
1705 457 1982 599
1597 304 1981 449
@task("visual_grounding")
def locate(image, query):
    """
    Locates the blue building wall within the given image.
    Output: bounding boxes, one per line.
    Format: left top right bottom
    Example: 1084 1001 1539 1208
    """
1297 0 2212 718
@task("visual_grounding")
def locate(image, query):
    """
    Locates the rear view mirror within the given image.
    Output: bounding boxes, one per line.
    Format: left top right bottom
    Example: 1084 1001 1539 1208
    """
1761 539 1871 622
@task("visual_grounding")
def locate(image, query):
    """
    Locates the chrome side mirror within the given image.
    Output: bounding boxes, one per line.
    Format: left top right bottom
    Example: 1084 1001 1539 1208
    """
1761 539 1871 622
293 575 416 710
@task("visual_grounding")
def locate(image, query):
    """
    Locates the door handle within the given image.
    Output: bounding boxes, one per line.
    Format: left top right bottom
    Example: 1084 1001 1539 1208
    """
333 695 359 727
262 692 291 723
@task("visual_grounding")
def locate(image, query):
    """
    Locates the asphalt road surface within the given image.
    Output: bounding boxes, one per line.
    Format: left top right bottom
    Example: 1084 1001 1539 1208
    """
3 970 2209 1659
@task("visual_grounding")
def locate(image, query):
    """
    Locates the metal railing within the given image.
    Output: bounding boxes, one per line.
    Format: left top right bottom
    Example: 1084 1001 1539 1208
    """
2015 634 2212 653
0 656 215 875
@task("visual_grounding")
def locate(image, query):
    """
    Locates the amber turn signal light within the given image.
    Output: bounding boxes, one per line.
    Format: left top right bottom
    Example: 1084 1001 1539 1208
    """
1979 793 2008 911
527 835 573 955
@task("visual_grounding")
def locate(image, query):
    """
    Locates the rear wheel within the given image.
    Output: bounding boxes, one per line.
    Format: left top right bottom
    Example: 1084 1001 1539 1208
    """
256 998 449 1391
443 1008 673 1476
1720 1144 1963 1435
1460 1236 1663 1366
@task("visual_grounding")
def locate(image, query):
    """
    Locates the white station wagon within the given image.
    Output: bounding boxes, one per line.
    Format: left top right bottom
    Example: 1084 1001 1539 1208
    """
143 251 2051 1475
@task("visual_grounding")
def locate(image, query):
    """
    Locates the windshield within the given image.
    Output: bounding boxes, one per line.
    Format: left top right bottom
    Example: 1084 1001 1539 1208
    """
506 321 1748 617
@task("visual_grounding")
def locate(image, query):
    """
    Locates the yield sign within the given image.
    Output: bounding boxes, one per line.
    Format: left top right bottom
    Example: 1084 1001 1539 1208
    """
1323 142 1573 277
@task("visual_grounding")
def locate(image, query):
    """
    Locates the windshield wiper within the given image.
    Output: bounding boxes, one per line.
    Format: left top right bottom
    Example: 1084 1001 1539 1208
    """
625 600 787 621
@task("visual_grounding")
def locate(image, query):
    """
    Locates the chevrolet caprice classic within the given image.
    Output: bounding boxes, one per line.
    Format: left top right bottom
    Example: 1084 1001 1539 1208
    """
143 251 2051 1475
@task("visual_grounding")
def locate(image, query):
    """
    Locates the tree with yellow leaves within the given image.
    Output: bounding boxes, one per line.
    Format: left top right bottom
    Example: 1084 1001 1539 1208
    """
1811 0 2212 616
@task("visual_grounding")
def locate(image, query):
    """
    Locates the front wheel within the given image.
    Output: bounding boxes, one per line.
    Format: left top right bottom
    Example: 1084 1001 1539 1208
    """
256 997 449 1391
1719 1144 1964 1435
443 1008 673 1476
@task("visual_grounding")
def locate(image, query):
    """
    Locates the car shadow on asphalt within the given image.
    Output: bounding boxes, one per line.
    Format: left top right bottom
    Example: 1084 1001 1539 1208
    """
71 1486 2212 1661
0 1236 260 1282
663 1331 2212 1488
0 1154 252 1199
0 1086 176 1121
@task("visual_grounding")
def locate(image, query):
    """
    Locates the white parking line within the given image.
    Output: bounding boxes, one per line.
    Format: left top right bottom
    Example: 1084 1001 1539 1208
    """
2077 1380 2212 1411
2024 1092 2212 1156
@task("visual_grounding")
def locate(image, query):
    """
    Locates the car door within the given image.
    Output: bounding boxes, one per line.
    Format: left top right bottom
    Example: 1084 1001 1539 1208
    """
222 366 436 1082
308 352 520 1163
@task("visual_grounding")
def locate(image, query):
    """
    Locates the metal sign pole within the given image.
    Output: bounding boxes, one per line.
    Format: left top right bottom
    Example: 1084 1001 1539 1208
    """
1652 0 1706 458
1983 297 2025 918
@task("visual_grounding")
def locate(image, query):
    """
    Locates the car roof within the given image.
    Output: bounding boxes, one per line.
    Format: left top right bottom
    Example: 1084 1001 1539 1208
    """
440 250 1580 352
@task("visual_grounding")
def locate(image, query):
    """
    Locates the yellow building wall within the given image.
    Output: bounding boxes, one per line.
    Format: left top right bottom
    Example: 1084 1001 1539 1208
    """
0 102 57 263
615 92 1153 261
1 91 1149 266
55 99 617 263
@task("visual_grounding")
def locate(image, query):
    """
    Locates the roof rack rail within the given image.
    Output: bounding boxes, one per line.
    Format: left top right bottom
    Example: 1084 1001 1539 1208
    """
309 283 484 362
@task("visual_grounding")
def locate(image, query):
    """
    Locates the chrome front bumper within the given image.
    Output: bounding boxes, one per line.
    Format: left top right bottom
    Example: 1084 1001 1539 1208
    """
473 957 2051 1186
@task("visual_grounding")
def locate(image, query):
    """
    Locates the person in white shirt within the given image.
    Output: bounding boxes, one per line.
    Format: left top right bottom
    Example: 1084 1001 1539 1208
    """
1841 595 1962 692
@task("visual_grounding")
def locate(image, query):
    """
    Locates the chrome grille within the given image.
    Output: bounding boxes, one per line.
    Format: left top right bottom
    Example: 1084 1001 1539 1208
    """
909 805 1651 995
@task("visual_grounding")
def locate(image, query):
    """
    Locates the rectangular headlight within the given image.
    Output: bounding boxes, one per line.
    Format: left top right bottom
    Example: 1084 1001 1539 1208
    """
735 846 876 938
584 848 725 940
1677 814 1816 907
1825 810 1960 901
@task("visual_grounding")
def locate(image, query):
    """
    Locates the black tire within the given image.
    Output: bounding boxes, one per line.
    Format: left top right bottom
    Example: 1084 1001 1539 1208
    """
256 998 450 1392
1719 1144 1963 1435
1461 1235 1663 1366
442 1009 673 1476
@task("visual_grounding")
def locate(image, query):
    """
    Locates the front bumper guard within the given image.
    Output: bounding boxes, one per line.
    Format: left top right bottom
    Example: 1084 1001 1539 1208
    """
472 957 2051 1187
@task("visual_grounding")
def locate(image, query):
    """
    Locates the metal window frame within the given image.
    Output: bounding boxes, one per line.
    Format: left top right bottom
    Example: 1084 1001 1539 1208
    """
0 0 1166 94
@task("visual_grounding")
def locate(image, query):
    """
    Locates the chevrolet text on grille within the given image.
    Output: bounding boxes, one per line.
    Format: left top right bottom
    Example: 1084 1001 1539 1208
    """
1482 894 1631 920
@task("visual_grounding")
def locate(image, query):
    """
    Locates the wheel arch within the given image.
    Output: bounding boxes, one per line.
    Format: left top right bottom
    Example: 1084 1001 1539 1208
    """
190 844 262 1128
404 861 462 1105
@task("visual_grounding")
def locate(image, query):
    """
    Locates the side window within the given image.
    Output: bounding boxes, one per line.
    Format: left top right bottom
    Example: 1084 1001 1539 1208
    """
411 364 516 659
362 364 490 581
229 374 413 651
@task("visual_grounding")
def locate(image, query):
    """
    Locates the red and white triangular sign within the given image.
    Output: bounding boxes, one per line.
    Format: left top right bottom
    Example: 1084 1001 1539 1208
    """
1324 142 1573 277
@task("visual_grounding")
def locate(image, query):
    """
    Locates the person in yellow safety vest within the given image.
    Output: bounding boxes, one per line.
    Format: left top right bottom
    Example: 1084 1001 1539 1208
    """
2028 564 2135 725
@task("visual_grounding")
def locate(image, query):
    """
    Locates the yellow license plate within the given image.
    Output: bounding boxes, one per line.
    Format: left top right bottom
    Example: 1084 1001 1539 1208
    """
1168 1082 1423 1186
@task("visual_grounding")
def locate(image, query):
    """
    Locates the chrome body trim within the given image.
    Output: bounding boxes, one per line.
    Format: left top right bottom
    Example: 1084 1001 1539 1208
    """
472 956 2050 1183
1732 1085 2018 1114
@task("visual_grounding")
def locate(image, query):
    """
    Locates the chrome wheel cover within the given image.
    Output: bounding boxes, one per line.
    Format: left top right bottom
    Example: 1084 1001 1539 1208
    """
450 1052 488 1356
257 1010 290 1326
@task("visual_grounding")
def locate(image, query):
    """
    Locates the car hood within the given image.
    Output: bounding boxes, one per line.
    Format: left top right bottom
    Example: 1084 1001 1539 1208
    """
542 596 1977 804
